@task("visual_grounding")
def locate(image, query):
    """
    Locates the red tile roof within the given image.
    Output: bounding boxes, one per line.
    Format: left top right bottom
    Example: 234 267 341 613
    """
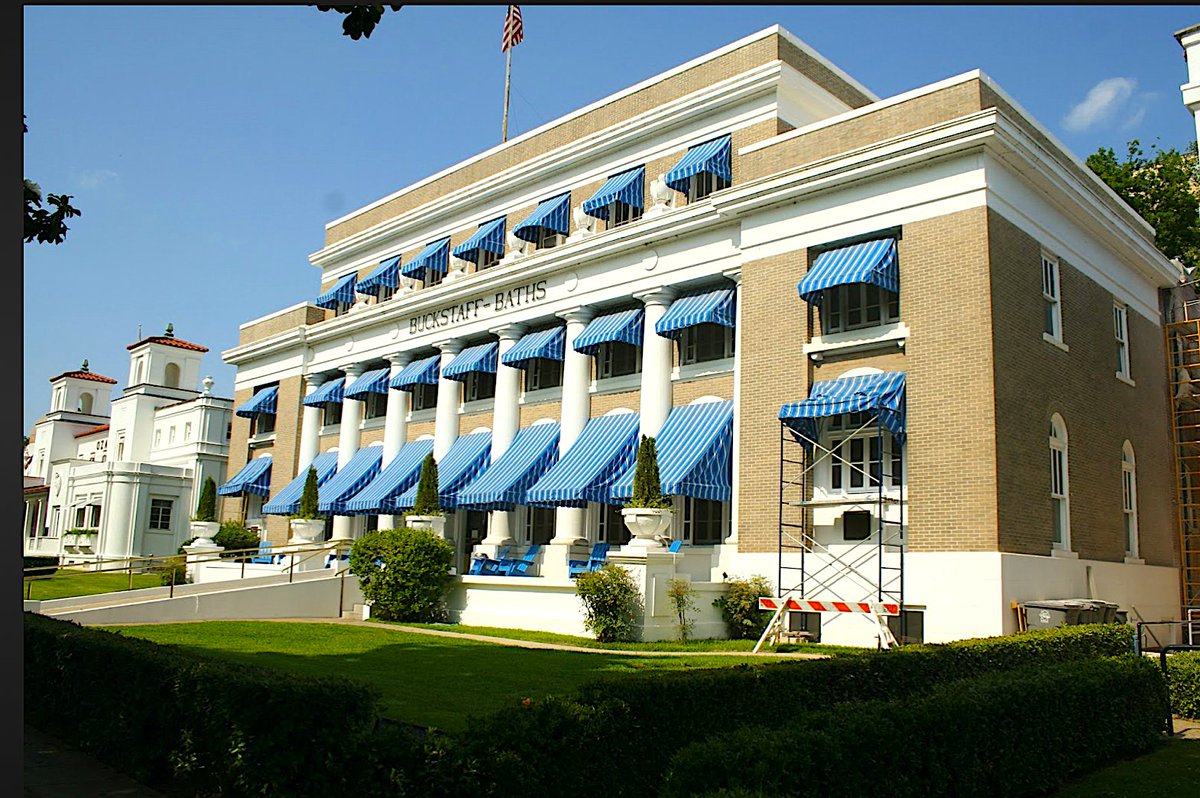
74 424 110 438
49 370 118 384
24 484 49 494
126 335 209 353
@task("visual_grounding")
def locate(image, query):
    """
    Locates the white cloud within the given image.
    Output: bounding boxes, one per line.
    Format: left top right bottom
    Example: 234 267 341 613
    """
78 169 118 189
1062 77 1137 132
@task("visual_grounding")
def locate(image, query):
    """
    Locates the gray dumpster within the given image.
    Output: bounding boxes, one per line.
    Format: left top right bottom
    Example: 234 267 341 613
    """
1022 600 1086 629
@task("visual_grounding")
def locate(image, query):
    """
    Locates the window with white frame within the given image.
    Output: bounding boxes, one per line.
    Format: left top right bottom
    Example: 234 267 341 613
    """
74 506 87 528
1042 254 1063 341
524 357 563 391
1114 303 1131 379
323 401 343 427
410 383 439 413
154 429 162 448
680 323 735 366
524 506 556 545
464 371 496 403
184 422 193 441
476 249 501 272
685 171 731 203
826 412 903 492
1122 441 1138 558
682 497 728 545
821 283 900 335
378 285 395 303
605 201 642 230
598 502 629 545
332 300 351 317
149 499 174 531
424 269 444 289
168 426 176 444
252 412 276 436
88 504 101 528
1049 414 1070 550
116 434 125 460
536 227 563 250
595 341 642 380
363 391 388 421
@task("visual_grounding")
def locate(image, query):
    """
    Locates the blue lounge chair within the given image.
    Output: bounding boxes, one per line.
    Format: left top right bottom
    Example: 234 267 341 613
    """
250 541 279 564
469 546 510 575
498 544 542 577
569 542 611 578
666 540 682 553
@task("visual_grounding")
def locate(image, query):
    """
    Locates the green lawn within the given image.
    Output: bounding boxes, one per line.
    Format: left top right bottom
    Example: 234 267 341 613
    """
1051 737 1200 796
105 620 800 731
24 569 161 601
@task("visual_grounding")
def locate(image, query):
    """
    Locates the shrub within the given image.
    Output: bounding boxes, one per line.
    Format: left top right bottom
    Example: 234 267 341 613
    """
294 466 321 520
713 575 774 639
412 454 442 516
192 476 217 522
350 527 455 622
23 555 59 573
629 435 670 509
575 564 643 643
1167 650 1200 719
666 578 696 642
213 521 259 559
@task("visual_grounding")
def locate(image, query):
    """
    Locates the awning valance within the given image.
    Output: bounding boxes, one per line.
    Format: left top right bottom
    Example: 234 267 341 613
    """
316 273 357 309
392 431 492 511
262 451 340 515
302 378 345 407
610 401 733 502
342 438 434 515
356 257 401 296
500 326 565 369
217 456 273 498
401 237 451 280
664 135 732 194
456 423 560 511
526 412 640 508
572 309 644 355
345 368 390 399
512 193 571 242
236 386 278 419
318 446 384 515
451 217 506 264
389 355 440 391
442 342 498 382
654 288 735 339
779 371 907 444
582 166 645 220
797 238 899 304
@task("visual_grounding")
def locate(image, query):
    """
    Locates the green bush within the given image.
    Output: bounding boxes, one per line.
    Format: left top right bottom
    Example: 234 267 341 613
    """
666 578 696 642
575 564 643 643
629 435 670 509
350 527 455 622
712 575 773 639
213 521 260 559
412 454 442 516
23 556 59 573
1167 650 1200 719
662 656 1166 798
192 476 217 522
294 466 322 520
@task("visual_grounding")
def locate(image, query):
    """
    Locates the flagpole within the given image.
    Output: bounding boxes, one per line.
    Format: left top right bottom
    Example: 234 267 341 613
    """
502 47 512 143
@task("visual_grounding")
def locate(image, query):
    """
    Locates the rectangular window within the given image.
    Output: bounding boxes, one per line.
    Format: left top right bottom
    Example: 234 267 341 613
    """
525 358 563 391
333 300 351 317
184 422 192 441
605 201 642 230
378 285 395 303
464 371 497 403
886 610 925 645
828 414 902 492
476 249 500 272
535 227 563 250
149 499 173 530
680 324 735 365
323 402 343 427
88 504 102 528
821 284 900 335
74 507 86 528
465 510 489 552
154 429 162 448
1122 466 1137 555
683 497 728 545
842 510 872 541
1114 303 1130 379
424 269 444 289
168 426 176 444
598 502 630 545
117 434 125 460
363 392 388 421
252 413 276 436
686 171 731 203
524 506 556 545
1042 254 1062 340
1050 446 1066 546
596 342 642 380
787 611 822 643
410 383 439 413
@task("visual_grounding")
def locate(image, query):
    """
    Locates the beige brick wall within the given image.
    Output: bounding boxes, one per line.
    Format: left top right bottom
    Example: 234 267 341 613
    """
239 306 327 346
520 399 562 427
674 375 734 404
987 210 1176 565
592 390 640 418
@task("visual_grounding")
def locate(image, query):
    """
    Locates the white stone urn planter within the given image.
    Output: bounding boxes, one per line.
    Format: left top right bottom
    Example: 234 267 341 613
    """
189 520 220 545
406 515 446 538
289 518 326 545
621 508 674 547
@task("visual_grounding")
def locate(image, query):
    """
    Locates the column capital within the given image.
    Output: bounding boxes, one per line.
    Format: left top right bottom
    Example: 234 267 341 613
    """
338 362 366 380
435 338 463 356
386 352 412 369
633 286 678 307
556 306 594 326
303 373 326 390
722 267 743 285
489 322 527 342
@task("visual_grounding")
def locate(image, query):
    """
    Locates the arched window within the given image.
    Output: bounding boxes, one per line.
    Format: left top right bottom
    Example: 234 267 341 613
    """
133 358 143 385
77 392 94 415
1049 414 1070 551
164 362 181 388
1122 442 1138 559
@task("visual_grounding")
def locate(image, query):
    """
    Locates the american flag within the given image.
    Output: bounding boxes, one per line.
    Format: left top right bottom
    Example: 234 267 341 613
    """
502 5 523 52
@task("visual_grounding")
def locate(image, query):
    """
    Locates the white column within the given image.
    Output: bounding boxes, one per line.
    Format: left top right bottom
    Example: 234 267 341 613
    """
1179 27 1200 150
724 269 742 545
634 287 677 438
378 353 411 531
332 364 364 540
552 307 594 547
484 323 526 547
297 374 325 471
433 340 463 461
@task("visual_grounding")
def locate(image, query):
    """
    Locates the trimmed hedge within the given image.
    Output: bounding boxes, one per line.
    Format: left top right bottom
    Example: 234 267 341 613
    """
662 656 1166 798
1167 650 1200 719
457 624 1136 798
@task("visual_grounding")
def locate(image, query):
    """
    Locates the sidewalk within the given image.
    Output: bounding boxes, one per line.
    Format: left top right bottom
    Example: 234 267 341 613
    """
24 724 165 797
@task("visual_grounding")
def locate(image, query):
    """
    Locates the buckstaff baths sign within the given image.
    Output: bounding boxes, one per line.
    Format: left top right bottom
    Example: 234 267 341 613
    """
407 280 548 335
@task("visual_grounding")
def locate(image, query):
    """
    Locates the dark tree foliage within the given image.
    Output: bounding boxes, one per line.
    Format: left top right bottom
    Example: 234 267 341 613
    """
193 476 217 522
318 5 403 40
295 467 322 519
412 453 441 516
24 118 81 245
629 435 670 509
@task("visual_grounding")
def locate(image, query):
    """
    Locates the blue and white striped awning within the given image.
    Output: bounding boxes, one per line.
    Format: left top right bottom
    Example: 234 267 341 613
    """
611 401 733 502
344 368 390 399
392 432 492 511
318 446 384 515
389 355 440 391
316 273 357 309
401 237 451 280
356 257 401 297
582 166 645 220
262 451 340 515
342 438 434 515
442 342 498 382
500 326 565 369
217 456 273 498
655 288 736 339
797 238 899 304
780 371 907 444
235 386 278 419
512 193 571 242
451 217 506 264
302 378 345 407
456 423 561 511
664 135 732 194
572 309 644 355
526 413 640 508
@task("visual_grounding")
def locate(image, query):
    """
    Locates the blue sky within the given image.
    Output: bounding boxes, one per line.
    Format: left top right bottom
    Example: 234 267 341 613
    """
23 5 1198 432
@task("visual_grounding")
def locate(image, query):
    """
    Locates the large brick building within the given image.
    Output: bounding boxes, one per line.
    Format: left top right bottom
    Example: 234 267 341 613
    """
219 26 1182 645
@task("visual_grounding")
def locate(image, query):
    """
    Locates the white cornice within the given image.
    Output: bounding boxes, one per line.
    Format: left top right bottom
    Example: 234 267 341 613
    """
238 301 313 330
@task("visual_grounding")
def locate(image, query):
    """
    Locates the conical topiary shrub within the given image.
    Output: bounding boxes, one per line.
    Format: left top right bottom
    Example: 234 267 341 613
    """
629 435 671 509
412 453 442 516
294 466 322 520
193 476 217 522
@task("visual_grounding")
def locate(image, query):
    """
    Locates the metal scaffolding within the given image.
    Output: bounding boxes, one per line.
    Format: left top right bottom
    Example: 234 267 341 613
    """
1166 294 1200 625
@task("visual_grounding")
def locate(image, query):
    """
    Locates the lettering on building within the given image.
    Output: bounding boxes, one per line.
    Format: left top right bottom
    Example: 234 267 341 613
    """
408 280 548 335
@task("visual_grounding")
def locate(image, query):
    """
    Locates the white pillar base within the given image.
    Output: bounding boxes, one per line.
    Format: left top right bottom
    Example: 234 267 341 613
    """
540 542 588 580
330 516 354 541
482 509 517 547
